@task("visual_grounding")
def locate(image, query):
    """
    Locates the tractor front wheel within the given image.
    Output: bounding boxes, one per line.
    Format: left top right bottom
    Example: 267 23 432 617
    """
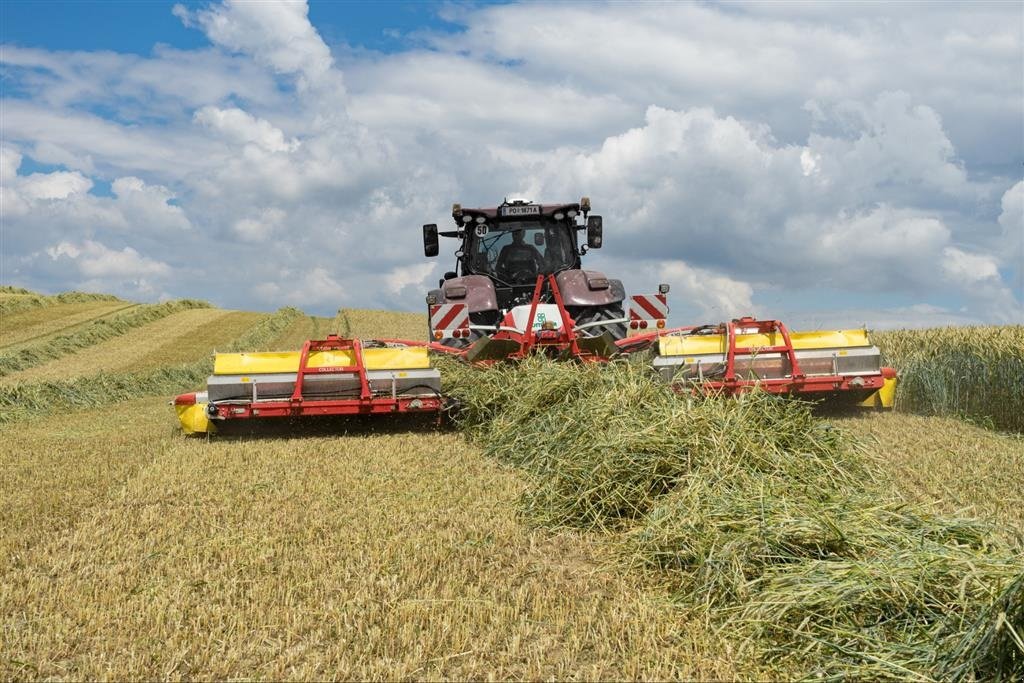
569 303 627 341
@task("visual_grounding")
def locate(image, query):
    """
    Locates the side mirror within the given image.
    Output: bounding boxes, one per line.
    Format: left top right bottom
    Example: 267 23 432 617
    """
423 224 439 257
587 215 603 249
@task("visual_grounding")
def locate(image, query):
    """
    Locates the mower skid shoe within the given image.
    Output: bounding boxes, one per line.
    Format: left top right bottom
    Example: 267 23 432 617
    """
466 336 522 363
575 332 617 359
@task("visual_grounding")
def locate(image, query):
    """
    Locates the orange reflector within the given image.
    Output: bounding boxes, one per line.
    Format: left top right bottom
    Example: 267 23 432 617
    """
657 319 666 329
433 330 443 340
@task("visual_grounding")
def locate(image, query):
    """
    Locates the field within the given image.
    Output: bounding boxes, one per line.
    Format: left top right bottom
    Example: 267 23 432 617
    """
1 292 1021 680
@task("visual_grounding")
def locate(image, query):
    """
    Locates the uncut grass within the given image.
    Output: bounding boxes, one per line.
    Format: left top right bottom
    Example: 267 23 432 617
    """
442 357 1024 680
873 325 1024 431
4 308 241 384
0 301 137 349
0 398 736 680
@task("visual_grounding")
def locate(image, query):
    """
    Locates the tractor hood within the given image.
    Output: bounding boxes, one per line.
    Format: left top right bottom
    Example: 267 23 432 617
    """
556 269 625 307
441 275 498 312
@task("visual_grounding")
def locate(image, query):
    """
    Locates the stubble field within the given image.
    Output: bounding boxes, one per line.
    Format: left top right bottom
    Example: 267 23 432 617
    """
1 288 1021 680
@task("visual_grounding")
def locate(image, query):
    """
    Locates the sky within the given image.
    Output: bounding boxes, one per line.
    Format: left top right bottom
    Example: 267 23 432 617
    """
1 0 1022 328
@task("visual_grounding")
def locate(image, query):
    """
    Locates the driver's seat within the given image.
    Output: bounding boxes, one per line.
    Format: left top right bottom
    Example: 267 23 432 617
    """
497 243 544 283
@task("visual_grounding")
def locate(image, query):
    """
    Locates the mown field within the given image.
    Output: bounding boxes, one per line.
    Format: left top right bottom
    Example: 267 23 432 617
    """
1 288 1021 680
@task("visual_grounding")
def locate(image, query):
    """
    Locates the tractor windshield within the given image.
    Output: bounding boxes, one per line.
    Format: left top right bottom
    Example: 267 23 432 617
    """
468 220 576 284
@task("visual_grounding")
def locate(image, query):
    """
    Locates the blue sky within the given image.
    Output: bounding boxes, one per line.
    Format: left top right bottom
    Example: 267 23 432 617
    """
2 1 1022 327
3 1 469 55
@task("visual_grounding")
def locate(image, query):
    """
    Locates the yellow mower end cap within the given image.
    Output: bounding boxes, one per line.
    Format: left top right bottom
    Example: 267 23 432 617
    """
859 376 898 409
176 402 213 434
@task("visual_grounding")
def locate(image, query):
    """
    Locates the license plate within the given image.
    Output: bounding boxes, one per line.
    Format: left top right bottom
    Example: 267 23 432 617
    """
500 204 540 216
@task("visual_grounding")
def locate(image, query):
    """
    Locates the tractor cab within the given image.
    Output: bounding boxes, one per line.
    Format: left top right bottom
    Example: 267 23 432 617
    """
423 198 603 309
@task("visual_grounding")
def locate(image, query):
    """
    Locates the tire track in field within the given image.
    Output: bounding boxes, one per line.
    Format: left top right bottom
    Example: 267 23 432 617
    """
1 303 140 350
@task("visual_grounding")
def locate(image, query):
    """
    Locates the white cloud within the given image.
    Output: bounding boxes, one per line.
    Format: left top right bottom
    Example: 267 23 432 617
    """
998 181 1023 258
253 266 343 307
194 106 298 153
658 260 756 320
18 170 93 200
177 0 339 92
46 239 171 278
941 247 1001 285
1 0 1019 326
386 262 435 296
232 207 285 242
1 146 22 182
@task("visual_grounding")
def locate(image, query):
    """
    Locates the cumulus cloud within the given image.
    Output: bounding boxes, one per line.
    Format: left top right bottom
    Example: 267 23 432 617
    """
999 181 1023 258
175 0 339 92
1 0 1020 325
46 239 171 278
232 207 285 242
386 262 436 296
194 106 298 153
253 266 344 307
658 260 756 319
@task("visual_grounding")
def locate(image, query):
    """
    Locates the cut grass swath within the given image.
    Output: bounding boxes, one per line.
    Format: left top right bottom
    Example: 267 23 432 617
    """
441 356 1024 680
0 307 302 424
0 289 122 316
0 299 210 377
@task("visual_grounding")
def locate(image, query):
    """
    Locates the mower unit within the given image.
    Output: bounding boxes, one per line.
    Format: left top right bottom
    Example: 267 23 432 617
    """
638 317 897 407
173 335 443 434
172 195 896 435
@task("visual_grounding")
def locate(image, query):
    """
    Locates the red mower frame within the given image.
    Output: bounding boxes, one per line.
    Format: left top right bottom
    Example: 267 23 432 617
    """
201 335 444 423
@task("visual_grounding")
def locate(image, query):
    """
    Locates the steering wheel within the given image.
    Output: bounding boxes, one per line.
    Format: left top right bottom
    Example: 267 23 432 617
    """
508 267 537 284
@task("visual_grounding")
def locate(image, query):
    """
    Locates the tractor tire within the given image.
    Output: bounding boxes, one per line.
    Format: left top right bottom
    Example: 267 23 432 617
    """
570 303 627 341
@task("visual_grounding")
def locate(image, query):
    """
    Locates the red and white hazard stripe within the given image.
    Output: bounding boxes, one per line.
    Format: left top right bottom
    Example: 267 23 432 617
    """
628 294 669 332
429 303 470 339
629 294 668 320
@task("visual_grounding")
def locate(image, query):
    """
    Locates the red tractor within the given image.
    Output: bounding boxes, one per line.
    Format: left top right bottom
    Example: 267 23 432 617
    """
423 197 661 354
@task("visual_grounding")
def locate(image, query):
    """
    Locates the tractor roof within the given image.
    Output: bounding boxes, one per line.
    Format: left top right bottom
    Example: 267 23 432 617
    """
451 201 582 226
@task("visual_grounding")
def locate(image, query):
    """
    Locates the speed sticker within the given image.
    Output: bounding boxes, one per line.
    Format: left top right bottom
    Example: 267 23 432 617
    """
475 224 488 236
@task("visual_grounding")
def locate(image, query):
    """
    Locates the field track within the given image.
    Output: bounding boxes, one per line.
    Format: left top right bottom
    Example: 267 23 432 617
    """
0 301 137 349
1 295 1021 680
3 310 264 384
266 314 334 351
0 397 736 680
340 308 426 340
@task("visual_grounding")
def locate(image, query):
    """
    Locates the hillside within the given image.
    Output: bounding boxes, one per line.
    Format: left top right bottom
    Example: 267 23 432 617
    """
1 290 1020 679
